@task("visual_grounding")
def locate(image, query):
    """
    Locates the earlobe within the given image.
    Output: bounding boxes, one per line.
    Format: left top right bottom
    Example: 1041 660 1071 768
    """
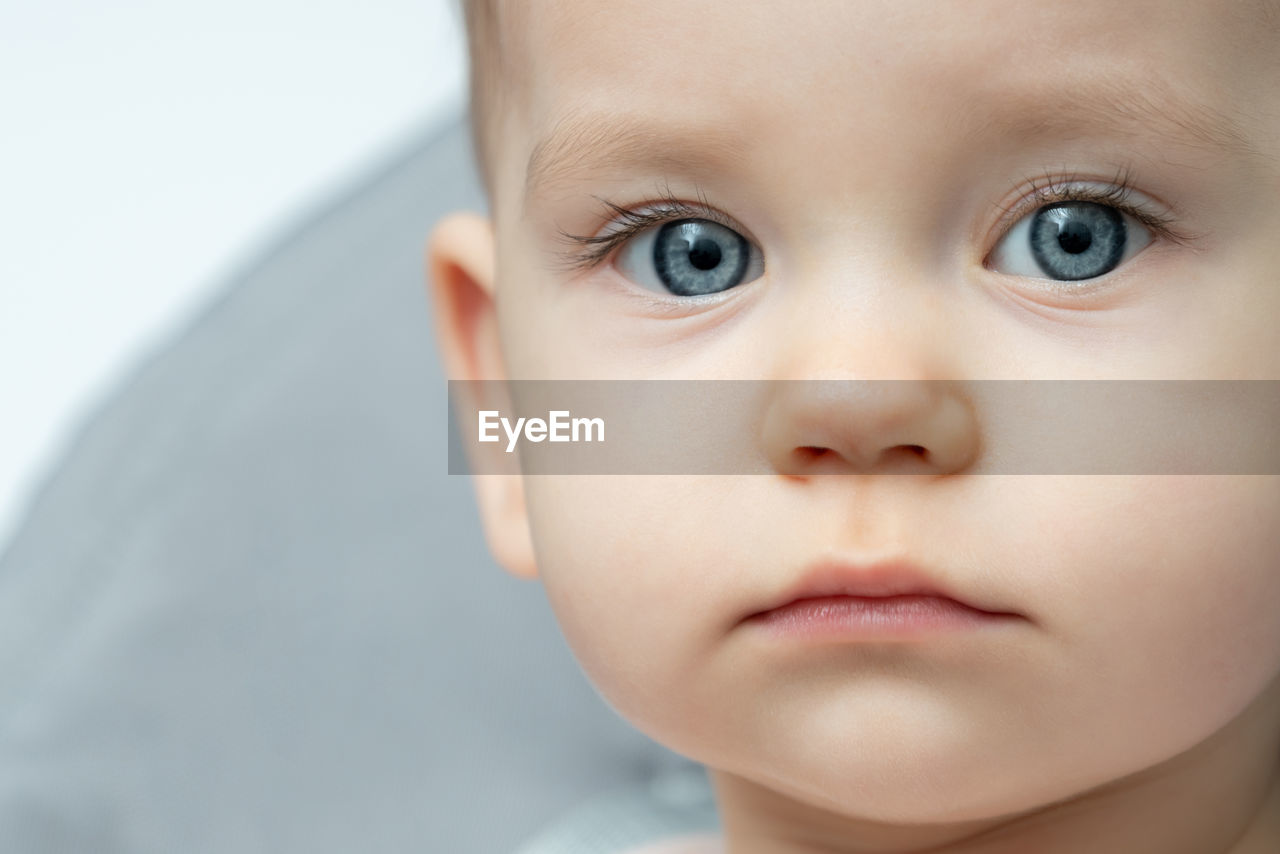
426 212 538 580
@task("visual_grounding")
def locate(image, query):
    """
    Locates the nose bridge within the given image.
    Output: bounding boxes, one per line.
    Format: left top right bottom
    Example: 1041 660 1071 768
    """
772 250 949 381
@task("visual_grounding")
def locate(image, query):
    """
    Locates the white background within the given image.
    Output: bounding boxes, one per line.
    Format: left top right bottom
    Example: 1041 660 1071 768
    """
0 0 468 553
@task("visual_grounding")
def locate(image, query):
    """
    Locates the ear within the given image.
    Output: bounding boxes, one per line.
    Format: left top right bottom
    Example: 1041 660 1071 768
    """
427 212 538 580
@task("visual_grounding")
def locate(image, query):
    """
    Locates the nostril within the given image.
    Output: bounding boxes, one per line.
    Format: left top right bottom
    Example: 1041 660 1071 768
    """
788 444 929 473
880 444 931 470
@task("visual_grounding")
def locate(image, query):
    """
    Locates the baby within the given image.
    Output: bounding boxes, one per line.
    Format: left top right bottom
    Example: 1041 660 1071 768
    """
427 1 1280 852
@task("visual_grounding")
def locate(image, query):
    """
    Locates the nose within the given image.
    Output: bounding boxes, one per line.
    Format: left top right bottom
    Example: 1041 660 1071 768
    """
761 378 980 476
757 274 981 477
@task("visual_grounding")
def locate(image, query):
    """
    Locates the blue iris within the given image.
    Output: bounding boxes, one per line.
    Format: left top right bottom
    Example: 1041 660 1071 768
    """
652 219 750 296
1029 202 1126 281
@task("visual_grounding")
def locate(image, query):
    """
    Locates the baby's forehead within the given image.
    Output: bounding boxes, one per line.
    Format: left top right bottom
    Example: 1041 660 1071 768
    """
495 0 1278 203
513 0 1278 82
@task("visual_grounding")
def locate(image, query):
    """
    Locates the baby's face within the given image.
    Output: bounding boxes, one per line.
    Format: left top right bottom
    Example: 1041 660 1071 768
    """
471 0 1280 831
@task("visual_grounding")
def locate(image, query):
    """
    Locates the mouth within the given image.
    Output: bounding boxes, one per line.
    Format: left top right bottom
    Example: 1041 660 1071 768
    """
742 558 1024 640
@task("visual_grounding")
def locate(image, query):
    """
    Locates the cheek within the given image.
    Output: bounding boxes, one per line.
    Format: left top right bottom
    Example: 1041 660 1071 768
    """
522 477 737 717
992 475 1280 754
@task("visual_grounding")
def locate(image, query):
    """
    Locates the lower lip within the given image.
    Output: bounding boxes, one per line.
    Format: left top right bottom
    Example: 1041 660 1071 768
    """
748 595 1009 640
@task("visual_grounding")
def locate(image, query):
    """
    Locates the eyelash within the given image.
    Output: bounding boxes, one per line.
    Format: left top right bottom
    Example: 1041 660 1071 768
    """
556 186 742 273
556 167 1195 273
993 166 1195 250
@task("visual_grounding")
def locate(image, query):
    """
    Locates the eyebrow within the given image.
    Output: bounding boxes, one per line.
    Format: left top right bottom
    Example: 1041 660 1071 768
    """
523 109 751 210
973 77 1267 163
524 80 1269 208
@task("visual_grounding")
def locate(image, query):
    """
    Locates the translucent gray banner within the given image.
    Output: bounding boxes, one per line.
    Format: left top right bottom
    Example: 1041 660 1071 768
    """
447 381 1280 475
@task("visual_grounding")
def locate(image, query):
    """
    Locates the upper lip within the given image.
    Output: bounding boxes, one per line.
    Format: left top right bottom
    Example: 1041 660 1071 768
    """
746 557 1017 620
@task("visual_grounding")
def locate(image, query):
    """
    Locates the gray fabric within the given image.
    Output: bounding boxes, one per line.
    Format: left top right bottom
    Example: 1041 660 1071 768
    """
0 113 688 853
512 765 719 854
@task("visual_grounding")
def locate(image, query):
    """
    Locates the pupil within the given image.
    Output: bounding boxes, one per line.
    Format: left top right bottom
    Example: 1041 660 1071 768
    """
688 238 722 270
1057 220 1093 255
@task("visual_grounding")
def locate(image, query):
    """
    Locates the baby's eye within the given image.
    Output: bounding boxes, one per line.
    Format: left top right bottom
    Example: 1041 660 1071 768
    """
615 218 765 296
987 201 1155 282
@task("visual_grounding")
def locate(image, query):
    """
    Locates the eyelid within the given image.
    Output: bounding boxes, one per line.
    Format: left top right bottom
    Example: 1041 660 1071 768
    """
554 188 755 273
985 168 1192 253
